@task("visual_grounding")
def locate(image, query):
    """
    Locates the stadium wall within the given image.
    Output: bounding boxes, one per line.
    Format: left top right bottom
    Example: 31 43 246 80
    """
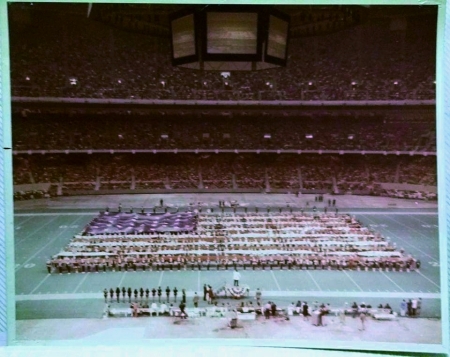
13 183 51 194
13 183 436 196
379 183 437 193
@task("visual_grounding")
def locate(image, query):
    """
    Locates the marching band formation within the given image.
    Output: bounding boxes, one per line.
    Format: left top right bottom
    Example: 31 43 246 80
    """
47 211 419 274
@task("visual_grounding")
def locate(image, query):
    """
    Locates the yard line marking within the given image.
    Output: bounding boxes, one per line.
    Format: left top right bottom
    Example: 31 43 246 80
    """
380 271 405 292
15 291 441 301
306 270 322 291
361 215 438 262
15 216 60 245
16 215 87 272
29 274 51 295
271 270 281 291
386 215 437 241
118 272 127 287
416 270 440 289
407 215 438 227
72 273 89 293
14 215 35 226
158 271 164 287
342 270 363 291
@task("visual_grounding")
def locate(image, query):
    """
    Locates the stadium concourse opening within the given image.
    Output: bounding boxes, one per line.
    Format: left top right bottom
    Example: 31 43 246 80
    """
8 2 440 347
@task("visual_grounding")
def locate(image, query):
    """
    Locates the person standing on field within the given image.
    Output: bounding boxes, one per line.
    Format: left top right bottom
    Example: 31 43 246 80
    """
233 269 241 286
193 292 199 307
255 288 262 305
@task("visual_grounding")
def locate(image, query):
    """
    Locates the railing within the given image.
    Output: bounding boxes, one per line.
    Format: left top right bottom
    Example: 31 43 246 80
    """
11 96 436 107
12 149 437 156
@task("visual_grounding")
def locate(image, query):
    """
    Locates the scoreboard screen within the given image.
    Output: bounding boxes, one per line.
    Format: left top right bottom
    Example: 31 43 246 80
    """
267 14 289 60
171 14 196 59
206 12 258 54
171 6 289 69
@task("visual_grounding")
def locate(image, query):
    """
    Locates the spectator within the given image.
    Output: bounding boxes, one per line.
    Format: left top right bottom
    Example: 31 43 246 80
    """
407 299 413 316
400 300 407 317
302 302 310 321
411 298 418 317
264 302 271 319
193 292 199 307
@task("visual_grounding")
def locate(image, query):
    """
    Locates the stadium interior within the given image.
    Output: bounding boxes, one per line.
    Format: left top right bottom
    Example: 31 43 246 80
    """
8 3 442 347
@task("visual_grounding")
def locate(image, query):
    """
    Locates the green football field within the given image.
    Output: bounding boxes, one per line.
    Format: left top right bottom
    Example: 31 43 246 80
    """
14 207 441 320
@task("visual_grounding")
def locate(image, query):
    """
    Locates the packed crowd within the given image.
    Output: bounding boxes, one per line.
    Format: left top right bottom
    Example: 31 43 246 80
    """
9 8 435 101
13 154 437 193
12 114 436 152
47 211 420 273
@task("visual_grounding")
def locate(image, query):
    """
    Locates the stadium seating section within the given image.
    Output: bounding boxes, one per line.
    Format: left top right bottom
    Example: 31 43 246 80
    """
9 10 435 101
